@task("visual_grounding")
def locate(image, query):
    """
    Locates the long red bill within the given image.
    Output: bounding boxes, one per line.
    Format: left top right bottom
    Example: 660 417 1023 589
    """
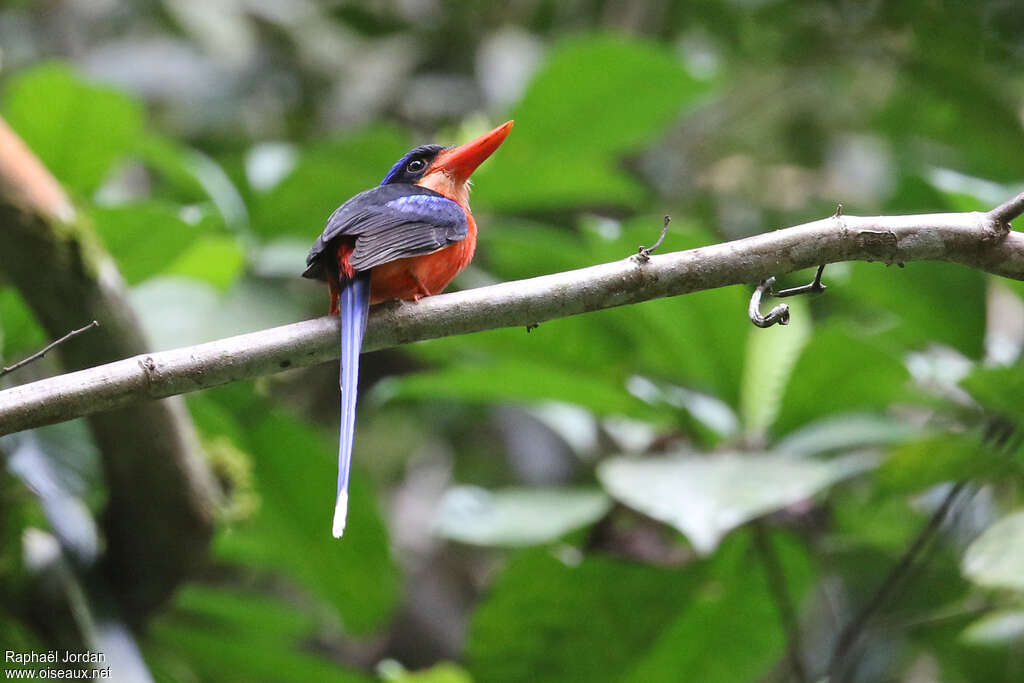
432 120 514 180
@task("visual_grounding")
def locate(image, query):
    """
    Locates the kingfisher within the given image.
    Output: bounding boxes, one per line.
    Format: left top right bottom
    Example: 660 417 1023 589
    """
303 121 513 538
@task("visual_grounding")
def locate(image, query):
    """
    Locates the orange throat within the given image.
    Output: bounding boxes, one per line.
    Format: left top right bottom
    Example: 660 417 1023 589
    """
418 171 471 211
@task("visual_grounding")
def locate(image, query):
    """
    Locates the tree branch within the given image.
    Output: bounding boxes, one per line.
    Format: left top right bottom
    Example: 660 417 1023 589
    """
1 320 99 378
0 117 218 621
989 190 1024 227
0 204 1023 437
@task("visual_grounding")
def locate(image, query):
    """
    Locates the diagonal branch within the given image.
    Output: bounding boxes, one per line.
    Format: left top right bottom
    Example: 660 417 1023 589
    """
826 482 968 680
0 204 1023 437
0 117 218 622
1 320 99 378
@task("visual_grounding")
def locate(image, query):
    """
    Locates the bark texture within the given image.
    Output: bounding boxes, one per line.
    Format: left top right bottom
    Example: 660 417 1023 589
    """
0 118 218 621
2 201 1022 437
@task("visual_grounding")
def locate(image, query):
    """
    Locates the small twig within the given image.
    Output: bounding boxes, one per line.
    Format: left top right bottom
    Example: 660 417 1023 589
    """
830 419 1017 680
636 216 671 262
827 482 968 680
0 320 99 378
749 278 790 327
749 265 827 328
774 265 828 298
753 521 809 683
989 190 1024 228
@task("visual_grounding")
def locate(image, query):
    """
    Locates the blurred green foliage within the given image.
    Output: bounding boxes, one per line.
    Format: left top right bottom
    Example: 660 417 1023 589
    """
3 64 144 196
1 1 1024 681
475 35 711 210
146 585 371 683
192 387 399 635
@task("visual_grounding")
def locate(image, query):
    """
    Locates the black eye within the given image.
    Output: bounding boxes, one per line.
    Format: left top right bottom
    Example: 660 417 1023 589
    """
406 159 426 173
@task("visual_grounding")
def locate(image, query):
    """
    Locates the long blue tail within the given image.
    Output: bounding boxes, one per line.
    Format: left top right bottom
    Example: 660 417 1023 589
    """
333 271 371 538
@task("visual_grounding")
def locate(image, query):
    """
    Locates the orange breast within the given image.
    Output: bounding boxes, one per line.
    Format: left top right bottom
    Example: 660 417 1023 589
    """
368 213 477 304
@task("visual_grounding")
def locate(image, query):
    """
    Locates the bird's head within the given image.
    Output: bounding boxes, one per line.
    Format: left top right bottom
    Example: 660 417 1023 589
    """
380 120 513 208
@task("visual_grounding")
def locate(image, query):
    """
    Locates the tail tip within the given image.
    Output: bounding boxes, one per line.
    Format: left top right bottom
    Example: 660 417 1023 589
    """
332 491 349 539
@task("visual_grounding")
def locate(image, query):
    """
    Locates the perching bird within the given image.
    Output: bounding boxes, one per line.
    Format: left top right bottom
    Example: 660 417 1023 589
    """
303 121 513 537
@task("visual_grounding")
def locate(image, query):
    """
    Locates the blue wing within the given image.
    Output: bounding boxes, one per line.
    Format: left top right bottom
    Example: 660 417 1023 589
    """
303 184 468 280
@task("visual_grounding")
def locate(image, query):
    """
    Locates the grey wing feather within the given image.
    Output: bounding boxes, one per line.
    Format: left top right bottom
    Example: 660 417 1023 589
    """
303 185 467 281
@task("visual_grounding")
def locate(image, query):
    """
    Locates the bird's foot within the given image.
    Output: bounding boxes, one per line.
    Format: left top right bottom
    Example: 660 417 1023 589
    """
411 274 432 300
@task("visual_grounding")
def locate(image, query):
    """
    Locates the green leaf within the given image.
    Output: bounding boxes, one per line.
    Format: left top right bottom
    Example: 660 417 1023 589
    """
962 510 1024 591
3 63 143 195
190 391 400 635
250 126 409 238
624 286 750 409
381 358 659 421
598 450 876 554
91 202 207 285
775 414 919 457
380 661 473 683
465 549 700 683
840 261 987 358
402 313 631 392
136 134 248 228
740 296 812 437
961 363 1024 423
624 532 815 683
831 488 930 553
474 35 713 211
0 615 43 659
884 174 962 215
165 235 246 290
773 323 910 437
478 219 591 281
1004 278 1024 306
466 533 814 683
578 217 749 405
146 585 370 683
875 63 1024 182
228 413 398 633
0 287 46 361
170 584 314 640
134 134 211 202
455 217 748 407
875 431 1014 494
433 487 610 547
